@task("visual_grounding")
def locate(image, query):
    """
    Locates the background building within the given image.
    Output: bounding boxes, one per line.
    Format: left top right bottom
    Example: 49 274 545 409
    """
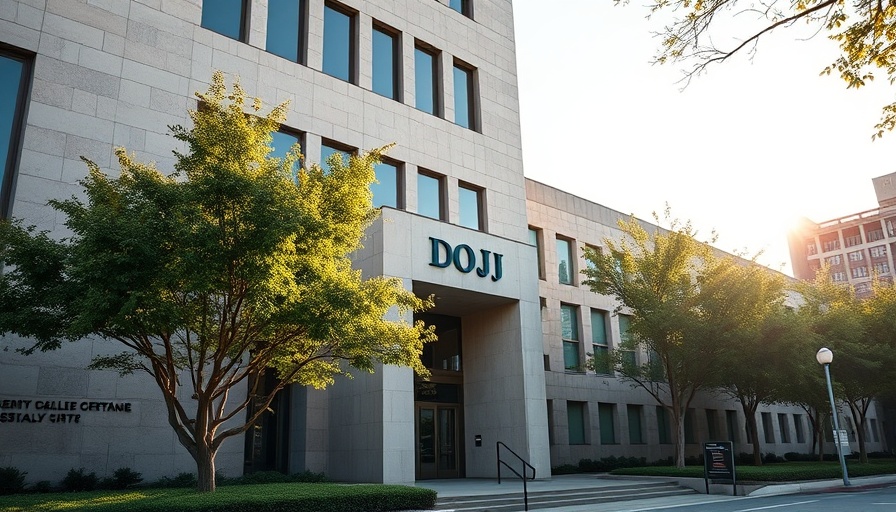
788 171 896 296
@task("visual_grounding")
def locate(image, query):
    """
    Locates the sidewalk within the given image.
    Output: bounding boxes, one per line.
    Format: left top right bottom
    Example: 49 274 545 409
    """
415 473 896 512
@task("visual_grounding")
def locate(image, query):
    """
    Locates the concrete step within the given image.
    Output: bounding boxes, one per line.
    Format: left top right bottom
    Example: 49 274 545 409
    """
434 481 697 512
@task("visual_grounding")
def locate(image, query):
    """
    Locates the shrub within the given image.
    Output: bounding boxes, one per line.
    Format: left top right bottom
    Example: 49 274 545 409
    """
0 467 26 495
61 468 99 492
551 464 578 475
763 452 784 464
292 470 327 483
103 467 143 490
150 472 197 488
31 480 52 493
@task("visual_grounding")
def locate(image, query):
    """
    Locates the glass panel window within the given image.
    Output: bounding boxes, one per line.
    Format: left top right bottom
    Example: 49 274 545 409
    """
826 255 841 265
561 304 580 370
372 160 399 208
684 409 696 444
726 410 738 442
372 25 399 99
0 48 32 217
417 172 443 220
201 0 246 40
871 245 887 258
320 142 351 172
269 131 302 175
794 414 805 443
761 412 775 443
590 309 610 374
415 45 439 115
656 407 671 444
557 237 573 285
598 403 616 444
323 3 354 82
529 227 545 279
848 250 864 262
267 0 304 62
627 405 643 444
458 184 481 230
706 410 719 439
449 0 472 17
618 314 636 368
567 402 586 445
778 413 790 443
453 63 475 130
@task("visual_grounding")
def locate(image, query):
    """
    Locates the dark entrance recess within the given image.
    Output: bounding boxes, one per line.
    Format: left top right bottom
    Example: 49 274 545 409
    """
243 370 290 474
415 313 465 479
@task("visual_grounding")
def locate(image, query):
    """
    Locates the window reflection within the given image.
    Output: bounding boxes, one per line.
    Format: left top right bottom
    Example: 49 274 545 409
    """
417 173 442 220
269 131 301 174
201 0 246 41
321 143 351 172
372 26 398 100
453 64 473 129
0 50 30 217
323 4 353 82
267 0 304 62
372 161 398 208
415 47 438 115
458 185 480 230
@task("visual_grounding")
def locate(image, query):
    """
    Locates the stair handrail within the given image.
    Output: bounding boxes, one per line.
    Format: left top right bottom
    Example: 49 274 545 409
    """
496 441 536 511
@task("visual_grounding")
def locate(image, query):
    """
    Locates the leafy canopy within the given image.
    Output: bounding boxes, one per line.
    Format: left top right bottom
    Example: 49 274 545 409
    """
634 0 896 138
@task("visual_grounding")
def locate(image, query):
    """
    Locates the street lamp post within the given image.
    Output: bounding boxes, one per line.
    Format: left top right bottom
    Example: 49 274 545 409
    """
816 347 850 487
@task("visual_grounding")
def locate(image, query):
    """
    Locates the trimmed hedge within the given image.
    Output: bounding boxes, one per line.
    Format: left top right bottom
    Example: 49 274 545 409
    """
0 482 437 512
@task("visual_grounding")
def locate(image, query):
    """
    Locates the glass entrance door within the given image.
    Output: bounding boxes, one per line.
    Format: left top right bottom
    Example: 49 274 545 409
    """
416 404 461 479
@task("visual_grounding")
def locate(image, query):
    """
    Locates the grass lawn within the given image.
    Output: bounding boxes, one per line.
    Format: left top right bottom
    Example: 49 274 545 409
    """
0 482 437 512
611 460 896 482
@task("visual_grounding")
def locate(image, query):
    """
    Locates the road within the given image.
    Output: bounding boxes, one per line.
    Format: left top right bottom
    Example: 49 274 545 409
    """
612 485 896 512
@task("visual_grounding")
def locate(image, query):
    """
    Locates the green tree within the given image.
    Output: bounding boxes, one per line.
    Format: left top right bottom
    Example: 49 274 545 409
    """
0 73 435 492
582 210 722 468
795 270 887 463
705 260 802 465
633 0 896 137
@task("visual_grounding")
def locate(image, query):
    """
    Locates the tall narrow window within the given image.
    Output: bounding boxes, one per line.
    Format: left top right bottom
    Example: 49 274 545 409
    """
567 402 586 445
323 3 355 82
618 314 636 368
372 25 399 100
415 45 439 115
684 409 696 444
556 237 573 285
458 183 481 230
706 410 720 440
529 227 545 280
793 414 805 443
320 141 352 172
778 413 790 443
627 405 643 444
0 47 32 217
560 304 580 371
656 407 671 444
453 62 476 130
761 412 775 443
598 403 616 444
590 309 610 374
417 171 444 220
269 130 303 175
726 410 739 443
372 160 399 209
201 0 247 41
267 0 305 62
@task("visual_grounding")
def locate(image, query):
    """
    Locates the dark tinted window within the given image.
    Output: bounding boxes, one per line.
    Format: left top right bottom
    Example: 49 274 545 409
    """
417 173 442 220
267 0 304 62
372 26 398 99
372 161 398 208
0 48 32 217
415 46 438 115
201 0 246 41
323 4 353 82
449 0 471 17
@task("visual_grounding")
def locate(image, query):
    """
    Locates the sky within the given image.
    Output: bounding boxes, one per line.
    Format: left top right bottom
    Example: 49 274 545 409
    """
512 1 896 276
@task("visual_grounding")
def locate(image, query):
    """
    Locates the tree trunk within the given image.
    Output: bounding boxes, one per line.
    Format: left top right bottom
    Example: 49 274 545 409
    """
742 405 762 466
848 402 868 463
672 405 686 468
196 440 217 492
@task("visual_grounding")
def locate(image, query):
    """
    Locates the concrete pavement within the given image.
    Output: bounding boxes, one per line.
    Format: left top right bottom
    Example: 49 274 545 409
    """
414 472 896 511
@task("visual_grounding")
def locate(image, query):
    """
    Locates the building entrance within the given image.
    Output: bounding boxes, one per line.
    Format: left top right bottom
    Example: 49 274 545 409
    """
414 313 464 479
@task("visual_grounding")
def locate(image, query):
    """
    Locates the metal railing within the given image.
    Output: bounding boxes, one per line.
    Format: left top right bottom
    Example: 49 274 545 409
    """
496 441 536 511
